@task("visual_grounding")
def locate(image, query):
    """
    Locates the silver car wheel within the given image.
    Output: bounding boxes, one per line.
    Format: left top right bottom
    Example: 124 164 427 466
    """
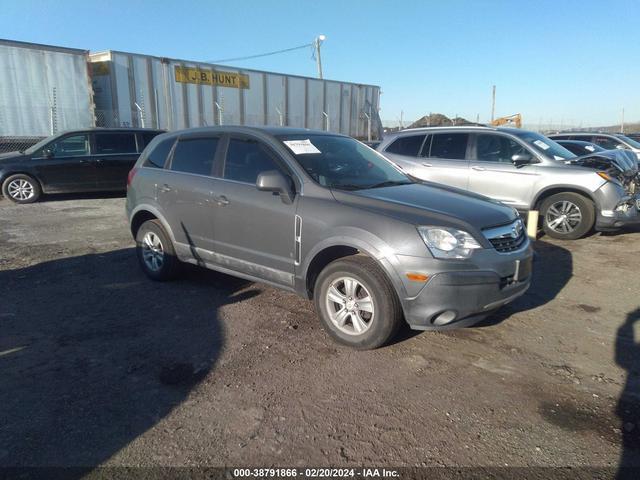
141 231 164 272
7 179 35 201
325 276 375 335
545 200 582 234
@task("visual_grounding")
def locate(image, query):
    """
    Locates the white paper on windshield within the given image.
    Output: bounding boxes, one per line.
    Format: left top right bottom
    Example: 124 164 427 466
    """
283 139 321 155
533 140 550 150
553 155 564 160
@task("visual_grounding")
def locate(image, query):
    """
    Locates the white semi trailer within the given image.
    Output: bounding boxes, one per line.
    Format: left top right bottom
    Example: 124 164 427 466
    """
89 50 382 140
0 39 95 143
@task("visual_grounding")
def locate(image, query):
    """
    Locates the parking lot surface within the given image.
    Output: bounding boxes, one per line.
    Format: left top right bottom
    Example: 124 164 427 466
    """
0 194 639 469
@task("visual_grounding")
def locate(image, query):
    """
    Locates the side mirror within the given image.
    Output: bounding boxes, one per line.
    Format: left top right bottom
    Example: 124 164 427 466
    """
42 148 54 158
511 153 532 166
256 170 294 204
615 144 627 150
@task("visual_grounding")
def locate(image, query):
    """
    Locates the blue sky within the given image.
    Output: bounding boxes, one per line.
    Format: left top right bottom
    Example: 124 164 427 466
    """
2 0 638 126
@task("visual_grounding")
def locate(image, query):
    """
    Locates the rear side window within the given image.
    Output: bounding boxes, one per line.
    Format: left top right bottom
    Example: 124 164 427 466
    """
170 137 219 176
384 135 426 157
428 133 469 160
224 138 281 184
144 137 175 169
95 133 137 154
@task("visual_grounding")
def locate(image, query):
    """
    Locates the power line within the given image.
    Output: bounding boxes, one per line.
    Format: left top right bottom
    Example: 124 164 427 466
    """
208 43 313 64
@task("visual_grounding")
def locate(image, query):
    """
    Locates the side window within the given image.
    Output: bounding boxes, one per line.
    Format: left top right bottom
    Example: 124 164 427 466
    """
47 134 89 157
95 133 137 154
144 137 175 169
428 133 469 160
475 134 526 163
223 138 281 184
384 135 426 157
141 132 162 149
593 136 622 150
170 137 219 176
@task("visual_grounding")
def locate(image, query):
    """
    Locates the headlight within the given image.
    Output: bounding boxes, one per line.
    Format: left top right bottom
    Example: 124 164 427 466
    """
417 226 482 259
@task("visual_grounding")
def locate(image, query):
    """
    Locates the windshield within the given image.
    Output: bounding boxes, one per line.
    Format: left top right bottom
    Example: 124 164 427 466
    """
277 134 412 190
616 135 640 149
510 131 577 160
24 135 57 154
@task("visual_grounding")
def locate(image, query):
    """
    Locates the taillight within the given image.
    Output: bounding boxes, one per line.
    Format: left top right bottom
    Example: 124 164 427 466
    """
127 167 138 187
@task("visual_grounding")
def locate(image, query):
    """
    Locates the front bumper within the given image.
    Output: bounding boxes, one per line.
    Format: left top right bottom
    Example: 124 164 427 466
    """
396 245 533 330
595 182 640 230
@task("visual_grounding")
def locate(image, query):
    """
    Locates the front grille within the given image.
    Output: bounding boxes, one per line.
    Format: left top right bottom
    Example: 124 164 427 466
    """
484 219 526 253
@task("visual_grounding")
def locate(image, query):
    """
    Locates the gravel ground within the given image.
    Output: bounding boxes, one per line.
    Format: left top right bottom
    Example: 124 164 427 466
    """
0 194 639 472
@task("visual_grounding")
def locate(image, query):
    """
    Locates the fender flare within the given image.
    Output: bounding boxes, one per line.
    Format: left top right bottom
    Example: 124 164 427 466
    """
129 204 177 244
300 229 409 299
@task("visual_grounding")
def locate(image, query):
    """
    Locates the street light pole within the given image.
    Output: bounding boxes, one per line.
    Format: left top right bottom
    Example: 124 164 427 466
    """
314 35 326 79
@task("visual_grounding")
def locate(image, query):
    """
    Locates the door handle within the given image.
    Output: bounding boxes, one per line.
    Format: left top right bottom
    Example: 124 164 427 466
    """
159 184 172 193
213 195 229 206
471 166 486 171
421 163 433 167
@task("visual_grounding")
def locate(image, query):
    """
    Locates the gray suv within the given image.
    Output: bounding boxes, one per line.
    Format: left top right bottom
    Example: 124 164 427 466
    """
378 126 640 240
127 127 532 349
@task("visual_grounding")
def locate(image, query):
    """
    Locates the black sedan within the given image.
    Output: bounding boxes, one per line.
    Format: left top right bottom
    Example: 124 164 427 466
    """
0 128 163 203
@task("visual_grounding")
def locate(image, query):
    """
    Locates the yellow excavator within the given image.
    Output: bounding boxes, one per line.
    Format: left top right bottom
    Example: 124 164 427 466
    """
491 113 522 128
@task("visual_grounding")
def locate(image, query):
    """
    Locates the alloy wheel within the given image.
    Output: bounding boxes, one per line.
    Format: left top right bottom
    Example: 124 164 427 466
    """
545 200 582 234
141 231 164 272
7 179 35 201
325 276 375 335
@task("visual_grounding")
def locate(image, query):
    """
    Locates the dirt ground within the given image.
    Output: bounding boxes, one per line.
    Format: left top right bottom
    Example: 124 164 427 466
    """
0 193 639 473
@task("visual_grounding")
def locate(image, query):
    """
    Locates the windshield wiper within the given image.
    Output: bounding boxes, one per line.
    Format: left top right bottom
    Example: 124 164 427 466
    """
331 184 367 191
365 180 413 189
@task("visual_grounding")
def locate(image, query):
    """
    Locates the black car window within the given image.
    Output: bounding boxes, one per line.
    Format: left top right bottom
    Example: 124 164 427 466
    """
95 133 137 154
170 137 219 176
559 143 582 155
384 135 426 157
144 137 175 169
224 138 281 184
593 136 622 150
475 134 526 163
141 132 162 148
48 134 89 157
428 133 469 160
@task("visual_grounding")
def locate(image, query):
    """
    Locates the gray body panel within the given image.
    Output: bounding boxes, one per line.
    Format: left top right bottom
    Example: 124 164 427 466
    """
128 126 533 329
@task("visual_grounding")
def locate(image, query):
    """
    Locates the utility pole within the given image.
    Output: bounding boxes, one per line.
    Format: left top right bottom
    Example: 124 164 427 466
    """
314 35 326 79
621 107 625 133
491 85 496 122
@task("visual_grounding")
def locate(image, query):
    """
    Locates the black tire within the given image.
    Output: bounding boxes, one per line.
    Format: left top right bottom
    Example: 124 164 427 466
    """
314 255 403 349
135 219 180 281
540 192 595 240
2 174 41 204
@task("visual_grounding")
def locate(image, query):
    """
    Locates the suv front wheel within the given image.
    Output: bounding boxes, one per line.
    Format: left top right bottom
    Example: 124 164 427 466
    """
540 192 595 240
314 255 403 349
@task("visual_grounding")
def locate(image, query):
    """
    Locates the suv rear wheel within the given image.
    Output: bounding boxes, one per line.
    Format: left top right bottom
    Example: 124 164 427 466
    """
2 174 41 204
540 192 595 240
136 219 180 281
314 255 403 349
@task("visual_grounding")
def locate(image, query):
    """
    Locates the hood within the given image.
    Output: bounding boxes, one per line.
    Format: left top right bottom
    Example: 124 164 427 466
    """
331 182 517 231
0 151 26 163
566 149 638 177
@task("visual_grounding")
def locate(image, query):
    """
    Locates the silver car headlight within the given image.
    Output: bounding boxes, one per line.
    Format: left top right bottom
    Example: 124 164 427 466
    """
417 226 482 259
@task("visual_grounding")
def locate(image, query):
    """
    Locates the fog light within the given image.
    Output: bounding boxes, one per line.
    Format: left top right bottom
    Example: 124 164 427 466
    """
432 310 457 326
